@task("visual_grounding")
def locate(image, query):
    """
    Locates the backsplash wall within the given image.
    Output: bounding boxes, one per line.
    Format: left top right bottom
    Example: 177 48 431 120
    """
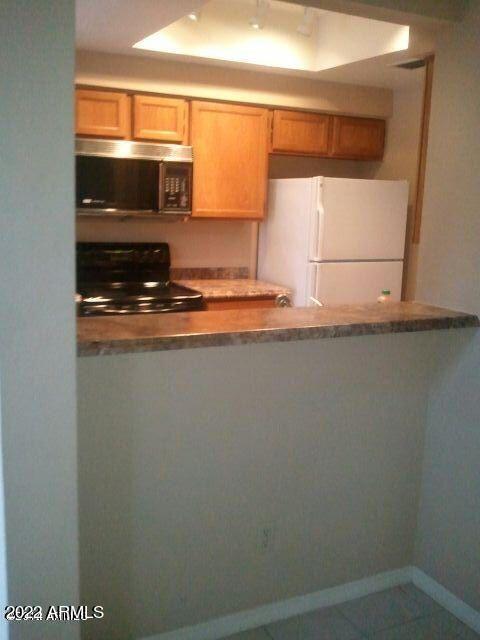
76 218 256 271
269 154 379 180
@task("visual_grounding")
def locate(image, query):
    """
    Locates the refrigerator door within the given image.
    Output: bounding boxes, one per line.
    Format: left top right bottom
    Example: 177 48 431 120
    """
314 178 409 261
258 178 316 306
308 260 404 306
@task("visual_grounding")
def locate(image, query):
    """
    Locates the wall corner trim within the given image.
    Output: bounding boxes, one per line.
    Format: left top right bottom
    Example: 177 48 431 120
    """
411 567 480 634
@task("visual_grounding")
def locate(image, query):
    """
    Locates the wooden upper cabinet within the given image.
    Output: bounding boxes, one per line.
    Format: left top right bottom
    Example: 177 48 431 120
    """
133 95 188 143
271 110 331 156
190 101 269 219
329 116 385 160
75 89 131 139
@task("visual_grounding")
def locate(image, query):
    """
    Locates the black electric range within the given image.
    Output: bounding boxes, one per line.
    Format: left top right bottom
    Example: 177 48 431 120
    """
77 242 204 316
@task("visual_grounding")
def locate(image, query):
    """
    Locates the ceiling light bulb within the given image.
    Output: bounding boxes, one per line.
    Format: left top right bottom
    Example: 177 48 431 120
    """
249 0 268 30
187 10 200 22
297 6 314 37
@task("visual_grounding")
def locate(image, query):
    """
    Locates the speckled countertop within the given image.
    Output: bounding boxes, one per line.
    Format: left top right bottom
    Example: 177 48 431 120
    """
175 279 291 300
77 302 478 357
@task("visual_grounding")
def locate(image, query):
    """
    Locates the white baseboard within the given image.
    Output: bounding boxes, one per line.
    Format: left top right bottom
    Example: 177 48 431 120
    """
141 566 480 640
141 567 412 640
411 567 480 634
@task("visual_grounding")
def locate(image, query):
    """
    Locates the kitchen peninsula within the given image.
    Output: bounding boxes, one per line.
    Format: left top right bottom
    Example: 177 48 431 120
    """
77 302 478 356
77 302 478 640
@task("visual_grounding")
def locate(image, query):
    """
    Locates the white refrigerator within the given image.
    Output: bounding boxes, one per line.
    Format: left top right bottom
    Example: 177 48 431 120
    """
258 177 409 307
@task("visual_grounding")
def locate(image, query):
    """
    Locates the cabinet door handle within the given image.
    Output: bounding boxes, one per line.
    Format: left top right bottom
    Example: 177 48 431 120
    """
275 294 291 308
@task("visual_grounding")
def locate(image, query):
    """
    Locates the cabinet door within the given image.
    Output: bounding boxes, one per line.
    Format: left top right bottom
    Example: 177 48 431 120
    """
205 298 277 310
329 116 385 160
191 101 269 219
133 95 188 143
271 110 331 156
75 89 131 139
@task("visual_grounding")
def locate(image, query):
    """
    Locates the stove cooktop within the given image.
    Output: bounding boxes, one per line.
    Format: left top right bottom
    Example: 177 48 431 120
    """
76 242 204 316
77 282 204 316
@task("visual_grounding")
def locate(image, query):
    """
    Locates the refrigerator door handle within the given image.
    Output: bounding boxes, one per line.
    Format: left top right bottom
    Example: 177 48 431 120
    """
309 204 324 262
306 262 322 307
307 261 325 307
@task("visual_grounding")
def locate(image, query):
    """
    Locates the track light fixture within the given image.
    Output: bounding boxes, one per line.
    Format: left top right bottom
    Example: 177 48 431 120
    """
187 10 201 22
187 2 313 37
297 6 314 37
249 0 269 30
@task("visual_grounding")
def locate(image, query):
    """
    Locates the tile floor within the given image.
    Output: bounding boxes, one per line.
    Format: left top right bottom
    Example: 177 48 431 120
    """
224 584 479 640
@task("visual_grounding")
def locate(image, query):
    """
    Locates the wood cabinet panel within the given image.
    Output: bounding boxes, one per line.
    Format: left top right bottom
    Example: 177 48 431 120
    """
205 298 277 310
75 89 131 139
329 116 385 160
191 101 269 219
133 95 188 143
271 109 331 156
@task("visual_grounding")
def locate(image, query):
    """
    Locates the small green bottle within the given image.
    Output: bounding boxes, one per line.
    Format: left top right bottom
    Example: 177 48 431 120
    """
377 289 391 303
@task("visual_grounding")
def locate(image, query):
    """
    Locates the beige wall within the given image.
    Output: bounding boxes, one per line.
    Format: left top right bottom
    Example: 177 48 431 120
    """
373 75 425 299
414 0 480 612
76 50 393 117
268 154 377 180
1 2 80 638
78 331 436 639
76 50 393 272
77 219 255 270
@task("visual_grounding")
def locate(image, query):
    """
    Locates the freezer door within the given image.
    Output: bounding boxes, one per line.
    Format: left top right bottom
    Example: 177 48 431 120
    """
309 261 404 306
258 178 315 306
316 178 409 261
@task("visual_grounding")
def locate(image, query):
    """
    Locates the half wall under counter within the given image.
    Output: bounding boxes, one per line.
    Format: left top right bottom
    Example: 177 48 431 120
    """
77 302 478 357
77 303 477 639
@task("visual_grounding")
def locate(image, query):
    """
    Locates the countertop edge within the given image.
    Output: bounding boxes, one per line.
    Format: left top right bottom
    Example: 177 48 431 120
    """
175 279 291 300
77 312 479 357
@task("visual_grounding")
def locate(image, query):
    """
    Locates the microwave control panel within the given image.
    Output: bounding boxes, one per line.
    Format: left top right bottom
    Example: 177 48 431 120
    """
160 162 192 213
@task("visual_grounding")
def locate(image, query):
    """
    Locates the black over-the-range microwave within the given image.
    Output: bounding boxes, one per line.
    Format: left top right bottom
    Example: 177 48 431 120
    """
75 138 193 217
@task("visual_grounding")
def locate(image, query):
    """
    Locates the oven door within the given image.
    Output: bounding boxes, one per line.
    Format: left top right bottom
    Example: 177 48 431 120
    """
76 155 160 214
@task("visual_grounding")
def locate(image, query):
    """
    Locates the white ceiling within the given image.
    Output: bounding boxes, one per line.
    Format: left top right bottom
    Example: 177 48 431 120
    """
134 0 410 74
76 0 441 89
76 0 206 52
287 0 468 24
